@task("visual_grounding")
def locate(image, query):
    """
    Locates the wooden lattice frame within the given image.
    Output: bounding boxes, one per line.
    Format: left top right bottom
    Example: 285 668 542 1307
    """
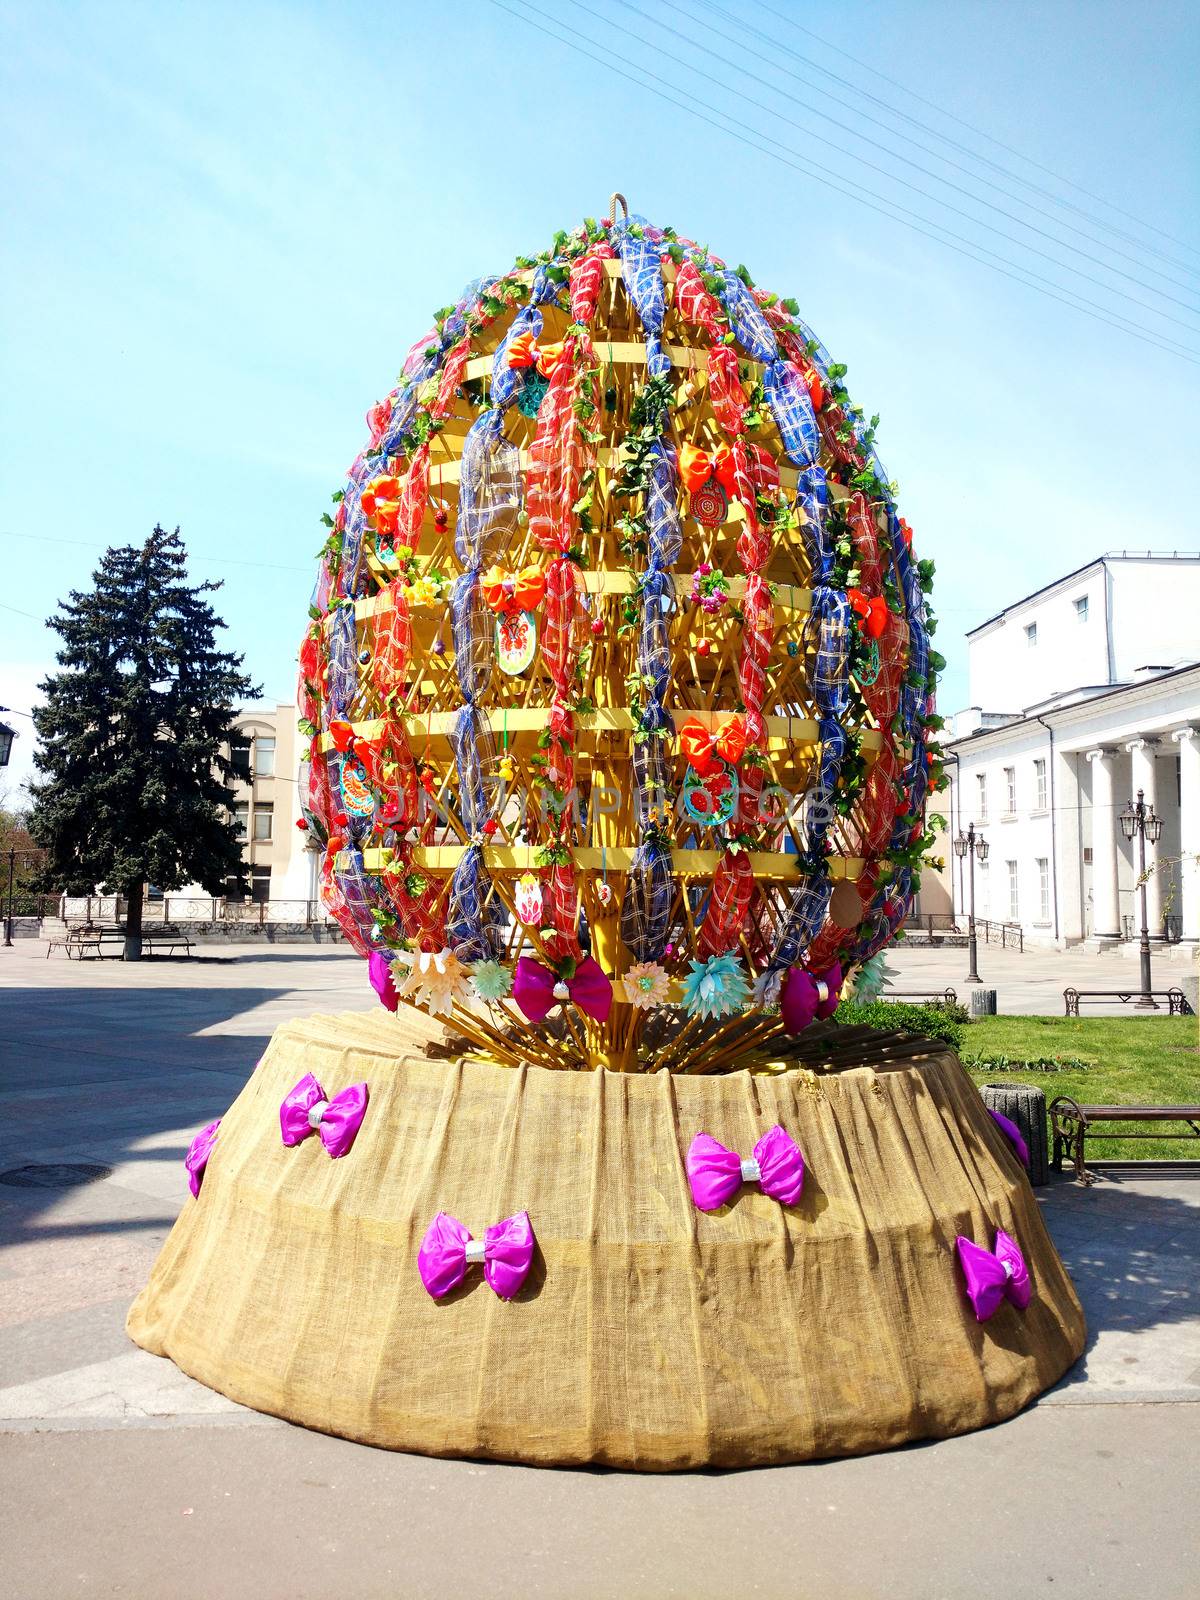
305 247 928 1071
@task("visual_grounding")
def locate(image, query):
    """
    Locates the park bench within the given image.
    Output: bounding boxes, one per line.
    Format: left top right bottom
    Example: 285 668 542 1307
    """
1063 986 1190 1016
883 989 958 1007
143 924 193 958
1050 1095 1200 1183
46 924 126 960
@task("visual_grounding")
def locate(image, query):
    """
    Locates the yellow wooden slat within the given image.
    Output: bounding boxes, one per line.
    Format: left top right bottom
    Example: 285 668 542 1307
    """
356 845 871 881
348 572 815 622
318 710 881 753
463 339 767 384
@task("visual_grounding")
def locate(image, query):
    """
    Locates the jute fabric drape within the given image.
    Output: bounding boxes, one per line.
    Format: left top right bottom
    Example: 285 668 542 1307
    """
128 1014 1085 1469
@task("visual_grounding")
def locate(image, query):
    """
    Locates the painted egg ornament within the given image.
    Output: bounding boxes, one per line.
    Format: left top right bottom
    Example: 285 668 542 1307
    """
299 208 938 1071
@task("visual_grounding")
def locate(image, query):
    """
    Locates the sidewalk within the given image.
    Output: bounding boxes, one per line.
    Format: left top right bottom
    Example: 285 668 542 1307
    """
1 943 1197 1598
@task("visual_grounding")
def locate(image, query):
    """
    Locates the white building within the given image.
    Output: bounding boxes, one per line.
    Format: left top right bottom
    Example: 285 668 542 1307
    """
944 552 1200 951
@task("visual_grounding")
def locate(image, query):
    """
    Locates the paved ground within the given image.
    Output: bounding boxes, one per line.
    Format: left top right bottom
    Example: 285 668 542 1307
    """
1 943 1197 1598
884 936 1199 1015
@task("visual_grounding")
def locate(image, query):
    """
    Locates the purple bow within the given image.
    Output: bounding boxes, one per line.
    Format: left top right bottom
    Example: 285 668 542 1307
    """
956 1229 1031 1321
368 948 398 1012
686 1125 806 1211
418 1210 535 1301
279 1072 369 1159
512 954 613 1025
185 1119 220 1198
989 1109 1030 1168
780 961 843 1034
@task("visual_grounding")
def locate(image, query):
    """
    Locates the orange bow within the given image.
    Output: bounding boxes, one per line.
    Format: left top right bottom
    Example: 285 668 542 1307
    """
506 331 566 379
847 588 889 640
678 441 738 496
678 713 749 777
481 563 546 615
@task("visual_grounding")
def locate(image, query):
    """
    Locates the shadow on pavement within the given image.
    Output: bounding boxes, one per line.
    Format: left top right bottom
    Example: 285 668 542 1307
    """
1038 1173 1198 1392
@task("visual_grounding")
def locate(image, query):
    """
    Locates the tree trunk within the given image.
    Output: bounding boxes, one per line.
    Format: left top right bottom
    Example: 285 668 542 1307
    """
125 878 144 962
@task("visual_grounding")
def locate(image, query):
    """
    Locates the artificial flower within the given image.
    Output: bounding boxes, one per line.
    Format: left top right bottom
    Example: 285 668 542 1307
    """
396 947 472 1018
851 953 893 1004
846 588 888 640
360 474 402 518
469 960 513 1004
680 953 751 1020
623 961 671 1010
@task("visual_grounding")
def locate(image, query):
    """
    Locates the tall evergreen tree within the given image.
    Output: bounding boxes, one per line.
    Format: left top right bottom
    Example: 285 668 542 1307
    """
29 525 259 959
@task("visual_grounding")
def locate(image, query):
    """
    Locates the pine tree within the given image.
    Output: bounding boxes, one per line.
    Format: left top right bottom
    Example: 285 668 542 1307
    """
29 525 259 959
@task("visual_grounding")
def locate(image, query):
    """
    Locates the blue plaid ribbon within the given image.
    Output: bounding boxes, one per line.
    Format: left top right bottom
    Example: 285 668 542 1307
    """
326 605 358 721
617 223 671 379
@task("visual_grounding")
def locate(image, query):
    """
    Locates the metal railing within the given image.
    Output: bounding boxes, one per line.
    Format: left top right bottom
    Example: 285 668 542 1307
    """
974 918 1024 952
899 913 965 938
58 895 336 928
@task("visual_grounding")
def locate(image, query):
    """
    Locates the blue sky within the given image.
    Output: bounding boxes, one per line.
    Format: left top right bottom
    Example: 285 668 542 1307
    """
2 0 1197 801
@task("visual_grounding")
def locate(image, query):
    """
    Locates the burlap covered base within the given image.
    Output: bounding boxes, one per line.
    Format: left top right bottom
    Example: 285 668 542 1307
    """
128 1014 1085 1469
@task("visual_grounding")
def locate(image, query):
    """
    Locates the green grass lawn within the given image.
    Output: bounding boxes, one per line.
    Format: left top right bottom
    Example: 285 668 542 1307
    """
963 1015 1200 1159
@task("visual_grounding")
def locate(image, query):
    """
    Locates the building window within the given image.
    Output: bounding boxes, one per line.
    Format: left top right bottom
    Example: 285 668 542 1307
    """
1004 766 1016 815
1007 860 1019 921
1083 847 1093 865
1037 858 1050 922
255 736 276 778
1034 758 1047 811
1074 595 1089 623
251 867 272 904
1024 622 1038 646
230 735 252 780
253 804 274 842
232 802 249 840
976 773 988 822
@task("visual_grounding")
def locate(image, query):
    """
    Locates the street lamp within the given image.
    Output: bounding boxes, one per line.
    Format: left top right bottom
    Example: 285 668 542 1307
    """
3 849 16 947
953 823 989 985
1119 788 1163 1009
0 722 14 767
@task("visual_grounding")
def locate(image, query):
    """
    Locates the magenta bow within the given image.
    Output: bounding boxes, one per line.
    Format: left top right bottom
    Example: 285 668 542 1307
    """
368 948 398 1012
279 1072 369 1159
512 954 613 1025
184 1119 220 1198
989 1109 1030 1168
418 1210 535 1301
956 1229 1031 1321
686 1125 805 1211
780 961 843 1034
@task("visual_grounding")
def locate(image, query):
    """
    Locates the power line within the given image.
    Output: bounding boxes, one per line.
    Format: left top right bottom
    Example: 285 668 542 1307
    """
588 0 1200 330
491 0 1200 366
745 0 1200 267
668 0 1200 305
0 531 311 576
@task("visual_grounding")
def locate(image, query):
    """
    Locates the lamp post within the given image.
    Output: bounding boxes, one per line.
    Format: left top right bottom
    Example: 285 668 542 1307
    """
953 823 989 984
1120 788 1163 1009
3 848 15 947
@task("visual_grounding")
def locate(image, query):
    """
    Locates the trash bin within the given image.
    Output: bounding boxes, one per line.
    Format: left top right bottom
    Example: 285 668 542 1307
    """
980 1083 1049 1186
969 988 997 1017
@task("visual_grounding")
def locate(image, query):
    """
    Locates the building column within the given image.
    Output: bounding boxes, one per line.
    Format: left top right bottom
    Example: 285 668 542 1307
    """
1173 727 1200 943
1086 748 1121 941
1127 738 1164 938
